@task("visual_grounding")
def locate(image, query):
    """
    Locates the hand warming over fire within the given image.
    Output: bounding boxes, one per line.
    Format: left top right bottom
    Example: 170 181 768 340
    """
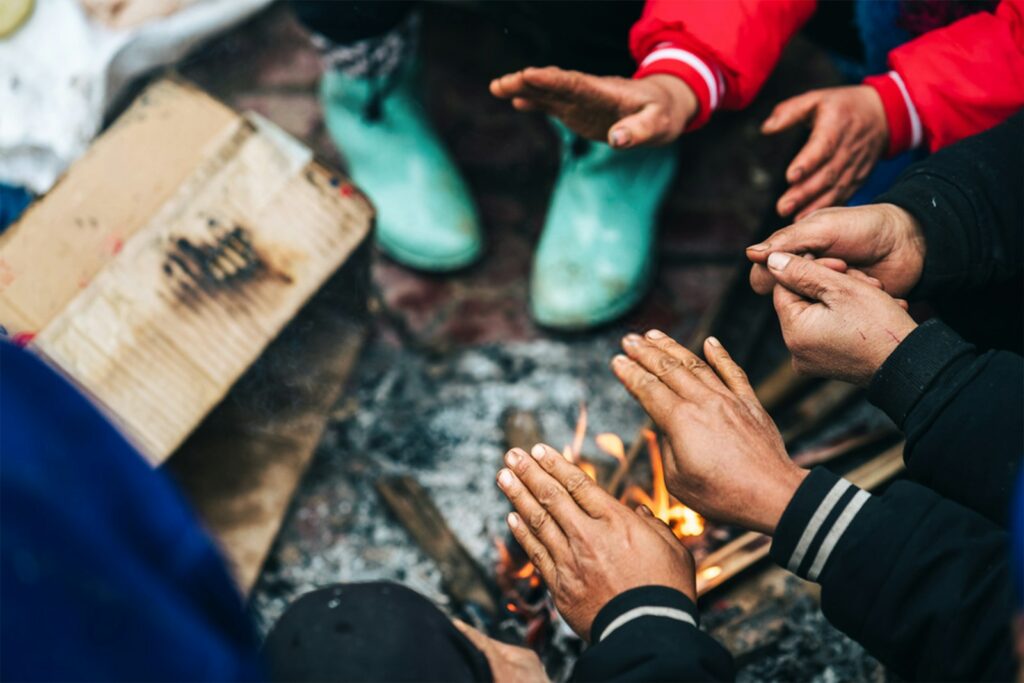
612 331 807 535
762 85 888 219
496 443 696 641
490 67 697 148
765 252 918 385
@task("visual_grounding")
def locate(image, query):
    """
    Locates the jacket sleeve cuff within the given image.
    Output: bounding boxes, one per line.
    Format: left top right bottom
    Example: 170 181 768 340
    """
634 46 724 131
590 585 699 642
770 467 873 582
864 71 923 157
867 319 975 428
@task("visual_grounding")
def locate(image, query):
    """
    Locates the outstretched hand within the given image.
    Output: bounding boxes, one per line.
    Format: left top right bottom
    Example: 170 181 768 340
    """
490 67 697 148
612 332 806 535
763 85 888 218
765 252 918 384
496 443 695 641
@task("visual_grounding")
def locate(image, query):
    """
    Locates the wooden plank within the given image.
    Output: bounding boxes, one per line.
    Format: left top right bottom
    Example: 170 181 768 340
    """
696 442 905 595
1 79 374 464
166 245 371 594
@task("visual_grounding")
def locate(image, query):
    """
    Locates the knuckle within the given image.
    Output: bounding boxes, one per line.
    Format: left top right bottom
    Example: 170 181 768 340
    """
563 473 591 495
684 357 707 373
528 509 551 532
654 355 682 376
537 484 562 505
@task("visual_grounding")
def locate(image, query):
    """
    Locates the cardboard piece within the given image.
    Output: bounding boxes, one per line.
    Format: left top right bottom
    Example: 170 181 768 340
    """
0 78 373 465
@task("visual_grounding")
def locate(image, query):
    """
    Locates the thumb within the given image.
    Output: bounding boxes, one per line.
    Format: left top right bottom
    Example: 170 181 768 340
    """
609 104 674 148
767 252 847 304
762 92 820 134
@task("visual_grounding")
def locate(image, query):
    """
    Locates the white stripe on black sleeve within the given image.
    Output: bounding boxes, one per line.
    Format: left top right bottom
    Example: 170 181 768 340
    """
598 606 697 642
807 489 871 581
786 479 851 572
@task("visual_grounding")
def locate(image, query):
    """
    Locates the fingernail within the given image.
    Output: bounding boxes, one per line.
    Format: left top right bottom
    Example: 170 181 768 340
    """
780 202 793 215
498 469 514 487
790 167 803 181
507 512 520 529
747 242 770 252
505 449 521 467
612 354 629 366
706 336 721 347
610 128 631 147
637 504 652 516
624 334 642 346
531 444 546 459
645 329 666 339
767 252 791 271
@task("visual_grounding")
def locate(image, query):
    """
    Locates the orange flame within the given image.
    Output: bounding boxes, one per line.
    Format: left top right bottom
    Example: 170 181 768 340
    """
596 432 626 465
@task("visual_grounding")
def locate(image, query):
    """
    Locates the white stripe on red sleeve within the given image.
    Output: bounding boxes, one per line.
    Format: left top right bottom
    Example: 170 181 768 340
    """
888 71 923 149
640 47 723 111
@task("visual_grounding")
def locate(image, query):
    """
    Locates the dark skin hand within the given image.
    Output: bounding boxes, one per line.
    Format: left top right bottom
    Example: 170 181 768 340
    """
496 443 696 641
612 332 808 535
765 252 918 385
763 85 889 219
747 203 927 298
490 66 697 148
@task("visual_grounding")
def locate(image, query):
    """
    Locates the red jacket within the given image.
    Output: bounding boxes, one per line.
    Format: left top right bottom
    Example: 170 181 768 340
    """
630 0 1024 156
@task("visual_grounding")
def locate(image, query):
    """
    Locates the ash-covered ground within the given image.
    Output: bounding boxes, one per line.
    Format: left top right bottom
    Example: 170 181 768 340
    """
250 334 646 633
250 332 888 681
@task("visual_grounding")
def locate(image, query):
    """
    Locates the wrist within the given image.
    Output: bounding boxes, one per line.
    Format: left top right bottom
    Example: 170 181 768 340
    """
645 74 698 130
759 465 809 535
880 203 926 293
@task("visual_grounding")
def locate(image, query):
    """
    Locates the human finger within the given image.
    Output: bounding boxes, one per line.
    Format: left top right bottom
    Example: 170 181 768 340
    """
761 91 819 137
511 97 541 112
636 504 684 548
611 354 686 426
846 268 884 290
503 448 588 535
528 443 611 519
766 251 848 305
609 105 672 148
778 153 847 217
783 109 842 186
497 465 569 554
746 219 841 264
622 332 722 398
505 511 557 581
702 337 757 399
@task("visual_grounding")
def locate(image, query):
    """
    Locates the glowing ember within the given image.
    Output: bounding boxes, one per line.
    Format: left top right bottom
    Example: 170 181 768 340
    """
698 565 723 582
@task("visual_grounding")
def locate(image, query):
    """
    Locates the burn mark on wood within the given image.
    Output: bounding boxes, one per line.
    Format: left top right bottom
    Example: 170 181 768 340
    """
162 224 293 303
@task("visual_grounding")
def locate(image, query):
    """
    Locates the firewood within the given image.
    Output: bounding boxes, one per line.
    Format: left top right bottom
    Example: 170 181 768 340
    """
781 380 861 445
376 476 499 617
502 409 543 454
754 360 816 415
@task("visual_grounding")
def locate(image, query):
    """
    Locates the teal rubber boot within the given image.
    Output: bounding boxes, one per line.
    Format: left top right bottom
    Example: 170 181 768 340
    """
320 64 482 271
530 125 678 330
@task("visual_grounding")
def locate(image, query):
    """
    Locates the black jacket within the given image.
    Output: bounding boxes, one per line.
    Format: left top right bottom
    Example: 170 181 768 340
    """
572 586 734 682
877 111 1023 353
